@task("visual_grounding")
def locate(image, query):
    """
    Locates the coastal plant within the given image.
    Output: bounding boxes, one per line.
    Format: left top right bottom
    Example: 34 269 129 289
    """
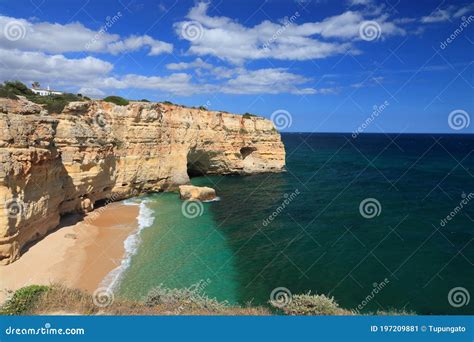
36 93 83 113
145 283 228 312
243 112 258 119
271 292 344 315
29 284 99 315
0 87 18 99
1 80 33 97
0 81 31 99
0 285 50 315
103 96 129 106
0 80 85 113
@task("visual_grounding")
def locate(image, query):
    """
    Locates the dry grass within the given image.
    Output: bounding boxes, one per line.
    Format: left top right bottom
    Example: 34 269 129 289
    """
1 284 414 316
24 284 271 316
271 292 353 316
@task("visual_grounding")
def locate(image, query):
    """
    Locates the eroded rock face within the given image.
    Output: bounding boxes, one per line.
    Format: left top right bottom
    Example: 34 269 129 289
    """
179 185 217 201
0 98 285 264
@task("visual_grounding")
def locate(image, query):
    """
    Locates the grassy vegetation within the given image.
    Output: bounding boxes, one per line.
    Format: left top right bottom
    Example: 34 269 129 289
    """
0 284 415 316
160 100 187 108
103 96 129 106
0 285 49 315
243 112 258 119
271 292 349 315
145 283 228 312
0 80 31 99
0 82 265 117
0 284 269 316
0 81 85 113
161 101 174 105
0 85 20 99
37 93 87 114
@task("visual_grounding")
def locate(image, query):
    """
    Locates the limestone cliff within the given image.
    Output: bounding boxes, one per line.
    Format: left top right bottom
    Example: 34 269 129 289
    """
0 98 285 264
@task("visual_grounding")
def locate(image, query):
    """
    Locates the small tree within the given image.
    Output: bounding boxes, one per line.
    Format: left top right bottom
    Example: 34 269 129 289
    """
32 81 41 89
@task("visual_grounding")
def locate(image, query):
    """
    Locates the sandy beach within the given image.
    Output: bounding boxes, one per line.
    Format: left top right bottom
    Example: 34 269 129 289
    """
0 202 139 304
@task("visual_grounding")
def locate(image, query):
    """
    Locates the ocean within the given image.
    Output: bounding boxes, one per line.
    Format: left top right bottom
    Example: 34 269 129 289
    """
113 133 474 315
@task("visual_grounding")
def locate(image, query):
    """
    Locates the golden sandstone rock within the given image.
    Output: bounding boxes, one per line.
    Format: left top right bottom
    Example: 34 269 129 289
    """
179 185 217 201
0 98 285 264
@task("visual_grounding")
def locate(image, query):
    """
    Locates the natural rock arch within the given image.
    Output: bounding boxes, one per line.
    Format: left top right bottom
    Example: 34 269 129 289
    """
186 148 212 177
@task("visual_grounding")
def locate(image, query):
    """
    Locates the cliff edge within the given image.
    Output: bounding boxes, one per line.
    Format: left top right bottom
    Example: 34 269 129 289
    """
0 98 285 264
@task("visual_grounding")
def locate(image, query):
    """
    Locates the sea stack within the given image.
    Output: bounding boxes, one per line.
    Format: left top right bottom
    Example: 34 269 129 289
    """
0 97 286 264
179 185 217 201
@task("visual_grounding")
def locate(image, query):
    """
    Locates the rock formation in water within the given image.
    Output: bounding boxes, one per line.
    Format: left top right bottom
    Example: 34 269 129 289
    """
179 185 217 201
0 97 285 264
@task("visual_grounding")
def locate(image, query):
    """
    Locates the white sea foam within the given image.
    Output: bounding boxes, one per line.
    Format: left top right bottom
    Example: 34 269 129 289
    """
203 196 221 203
123 198 140 206
100 199 155 292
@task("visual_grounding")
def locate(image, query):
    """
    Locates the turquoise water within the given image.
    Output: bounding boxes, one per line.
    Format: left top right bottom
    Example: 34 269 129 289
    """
117 195 240 304
117 133 474 314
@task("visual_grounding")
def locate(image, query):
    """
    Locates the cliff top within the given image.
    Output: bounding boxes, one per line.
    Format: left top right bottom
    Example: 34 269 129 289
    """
0 80 265 122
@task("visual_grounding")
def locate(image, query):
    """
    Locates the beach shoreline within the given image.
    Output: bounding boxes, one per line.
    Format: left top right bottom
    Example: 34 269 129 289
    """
0 202 140 304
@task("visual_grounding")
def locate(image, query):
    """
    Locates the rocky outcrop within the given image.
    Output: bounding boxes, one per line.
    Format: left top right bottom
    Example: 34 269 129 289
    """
179 185 217 201
0 98 285 264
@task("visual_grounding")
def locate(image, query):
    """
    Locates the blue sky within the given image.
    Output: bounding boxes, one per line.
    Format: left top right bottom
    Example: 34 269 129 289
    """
0 0 472 133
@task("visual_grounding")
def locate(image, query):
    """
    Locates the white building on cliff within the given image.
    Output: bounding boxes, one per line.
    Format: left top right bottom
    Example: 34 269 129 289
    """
30 84 63 96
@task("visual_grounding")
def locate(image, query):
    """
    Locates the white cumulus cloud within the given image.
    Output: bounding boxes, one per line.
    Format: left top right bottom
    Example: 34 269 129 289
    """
0 48 113 84
0 15 173 56
174 2 406 64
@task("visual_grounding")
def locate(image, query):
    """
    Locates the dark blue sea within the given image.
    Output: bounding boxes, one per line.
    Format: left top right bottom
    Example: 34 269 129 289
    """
116 133 474 315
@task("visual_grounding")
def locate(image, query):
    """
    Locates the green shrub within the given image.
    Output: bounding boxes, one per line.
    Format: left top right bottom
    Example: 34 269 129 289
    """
161 101 174 105
140 99 150 102
0 87 18 99
0 81 85 113
0 80 33 99
0 285 50 315
271 292 343 315
31 93 83 114
3 81 34 96
103 96 129 106
198 105 207 110
243 113 258 119
46 100 68 113
145 283 227 312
